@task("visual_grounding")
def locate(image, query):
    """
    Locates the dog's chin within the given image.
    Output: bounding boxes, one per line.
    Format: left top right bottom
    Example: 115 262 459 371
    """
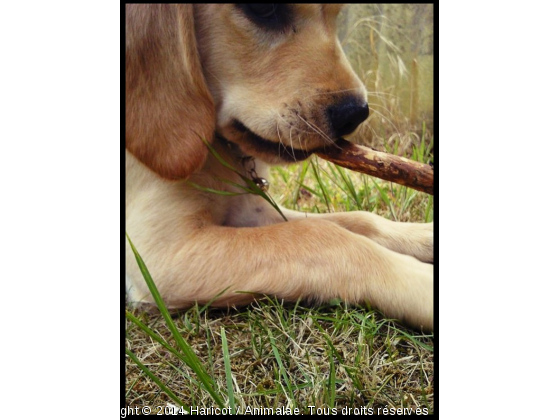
220 120 323 164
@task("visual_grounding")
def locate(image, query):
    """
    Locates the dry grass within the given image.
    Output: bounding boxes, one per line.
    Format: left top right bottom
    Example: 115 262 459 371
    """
126 300 433 413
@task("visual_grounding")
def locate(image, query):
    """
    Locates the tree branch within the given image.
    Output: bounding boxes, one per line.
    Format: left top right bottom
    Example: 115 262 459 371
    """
315 139 433 195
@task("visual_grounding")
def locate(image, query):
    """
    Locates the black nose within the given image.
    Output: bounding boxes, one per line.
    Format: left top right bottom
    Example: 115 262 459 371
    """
328 100 369 137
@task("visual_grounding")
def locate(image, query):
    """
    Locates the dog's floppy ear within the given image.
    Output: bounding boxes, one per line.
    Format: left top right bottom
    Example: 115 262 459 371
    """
126 4 214 180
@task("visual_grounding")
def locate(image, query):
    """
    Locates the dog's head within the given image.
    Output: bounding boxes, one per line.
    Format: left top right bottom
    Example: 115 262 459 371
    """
126 4 368 179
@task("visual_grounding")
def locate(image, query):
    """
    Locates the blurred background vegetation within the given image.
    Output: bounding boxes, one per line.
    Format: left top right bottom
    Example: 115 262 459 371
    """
338 4 434 156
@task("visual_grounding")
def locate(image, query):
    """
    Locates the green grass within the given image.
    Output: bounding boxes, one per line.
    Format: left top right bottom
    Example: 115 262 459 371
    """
125 134 434 413
126 300 433 413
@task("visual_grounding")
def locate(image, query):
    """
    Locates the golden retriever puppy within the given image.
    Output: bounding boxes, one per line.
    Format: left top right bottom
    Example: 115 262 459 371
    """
125 4 433 331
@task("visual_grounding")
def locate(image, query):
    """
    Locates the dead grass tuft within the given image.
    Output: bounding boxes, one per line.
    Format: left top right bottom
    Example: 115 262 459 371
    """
126 302 433 412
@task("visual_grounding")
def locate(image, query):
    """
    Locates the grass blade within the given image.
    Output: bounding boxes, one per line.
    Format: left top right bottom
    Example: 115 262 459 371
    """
327 350 336 407
293 160 310 207
310 158 332 212
198 138 288 221
126 348 189 412
199 136 239 174
126 233 225 408
126 311 188 365
221 327 237 410
187 182 245 196
268 330 295 404
425 195 433 223
332 164 361 210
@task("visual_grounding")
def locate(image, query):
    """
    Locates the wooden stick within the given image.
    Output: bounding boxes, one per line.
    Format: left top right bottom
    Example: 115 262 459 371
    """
315 139 433 195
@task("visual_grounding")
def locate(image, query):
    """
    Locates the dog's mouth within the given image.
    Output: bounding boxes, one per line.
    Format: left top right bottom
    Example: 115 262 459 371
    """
224 120 334 163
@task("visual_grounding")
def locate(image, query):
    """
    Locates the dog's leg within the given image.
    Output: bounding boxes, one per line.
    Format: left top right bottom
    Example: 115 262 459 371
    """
277 209 433 263
218 192 432 263
127 218 433 331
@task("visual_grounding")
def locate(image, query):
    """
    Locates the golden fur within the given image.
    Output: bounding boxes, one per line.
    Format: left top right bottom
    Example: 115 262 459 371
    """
125 4 433 330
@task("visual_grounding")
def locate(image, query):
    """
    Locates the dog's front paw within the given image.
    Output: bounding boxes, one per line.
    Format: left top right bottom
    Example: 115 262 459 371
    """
412 222 433 263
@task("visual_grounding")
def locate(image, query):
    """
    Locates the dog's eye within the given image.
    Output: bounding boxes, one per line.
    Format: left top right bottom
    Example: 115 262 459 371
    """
248 4 277 19
237 4 290 31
